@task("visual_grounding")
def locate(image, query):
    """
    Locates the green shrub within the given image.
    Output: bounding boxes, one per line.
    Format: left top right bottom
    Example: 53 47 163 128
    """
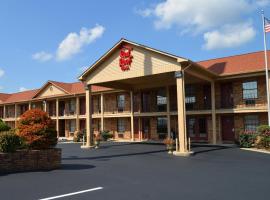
257 125 270 135
239 131 257 148
0 131 22 153
255 125 270 149
0 119 11 132
101 130 113 141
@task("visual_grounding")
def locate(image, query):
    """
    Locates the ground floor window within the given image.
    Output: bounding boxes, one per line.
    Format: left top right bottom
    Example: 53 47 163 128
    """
157 117 167 139
187 117 207 140
244 115 259 132
68 120 76 132
117 118 125 133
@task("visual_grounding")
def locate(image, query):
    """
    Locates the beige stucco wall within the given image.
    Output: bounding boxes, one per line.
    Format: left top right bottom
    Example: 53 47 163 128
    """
85 44 182 85
38 85 65 98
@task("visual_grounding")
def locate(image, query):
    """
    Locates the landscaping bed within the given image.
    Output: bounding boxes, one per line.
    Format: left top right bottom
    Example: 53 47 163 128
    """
0 148 61 173
0 109 61 173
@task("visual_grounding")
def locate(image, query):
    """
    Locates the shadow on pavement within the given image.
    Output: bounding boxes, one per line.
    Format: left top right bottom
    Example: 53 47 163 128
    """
63 149 167 161
60 163 96 170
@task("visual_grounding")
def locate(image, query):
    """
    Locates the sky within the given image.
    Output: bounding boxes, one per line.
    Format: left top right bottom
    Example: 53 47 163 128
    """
0 0 270 93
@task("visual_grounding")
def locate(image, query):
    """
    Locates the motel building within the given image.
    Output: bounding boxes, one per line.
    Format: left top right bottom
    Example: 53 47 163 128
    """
0 38 269 155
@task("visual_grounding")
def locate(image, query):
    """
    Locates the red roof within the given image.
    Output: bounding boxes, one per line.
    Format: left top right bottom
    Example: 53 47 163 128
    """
3 89 39 104
197 51 270 76
0 81 111 104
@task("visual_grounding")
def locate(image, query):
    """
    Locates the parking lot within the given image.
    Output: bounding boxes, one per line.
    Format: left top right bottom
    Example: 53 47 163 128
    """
0 142 270 200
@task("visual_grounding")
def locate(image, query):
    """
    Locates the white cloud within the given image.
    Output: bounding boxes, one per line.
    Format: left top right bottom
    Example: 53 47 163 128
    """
56 24 105 61
32 51 53 62
0 69 5 77
203 23 256 50
138 0 268 49
19 87 28 92
0 86 4 90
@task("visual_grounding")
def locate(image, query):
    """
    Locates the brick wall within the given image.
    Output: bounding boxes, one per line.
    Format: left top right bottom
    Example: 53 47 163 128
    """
104 118 131 140
0 148 61 173
234 113 268 139
215 76 267 109
104 92 131 113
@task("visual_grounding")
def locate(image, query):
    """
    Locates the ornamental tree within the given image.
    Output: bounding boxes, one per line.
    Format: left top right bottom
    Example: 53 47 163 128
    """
17 109 57 149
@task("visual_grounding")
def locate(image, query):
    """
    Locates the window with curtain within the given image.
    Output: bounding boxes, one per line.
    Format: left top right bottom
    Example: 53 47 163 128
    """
243 81 258 99
117 94 125 112
117 118 125 133
244 115 259 131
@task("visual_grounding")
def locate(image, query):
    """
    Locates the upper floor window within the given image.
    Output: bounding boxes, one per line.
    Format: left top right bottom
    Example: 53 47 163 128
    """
185 85 196 110
117 94 125 112
156 89 167 112
244 115 259 132
243 81 258 100
69 99 76 114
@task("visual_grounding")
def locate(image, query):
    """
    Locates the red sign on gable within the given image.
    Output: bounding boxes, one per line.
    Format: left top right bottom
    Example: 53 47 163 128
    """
119 45 133 71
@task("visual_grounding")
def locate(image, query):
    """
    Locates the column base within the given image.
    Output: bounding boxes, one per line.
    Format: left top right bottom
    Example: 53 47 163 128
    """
173 150 194 157
80 145 95 149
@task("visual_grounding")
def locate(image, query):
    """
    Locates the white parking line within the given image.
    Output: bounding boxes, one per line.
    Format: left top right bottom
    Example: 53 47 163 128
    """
39 187 103 200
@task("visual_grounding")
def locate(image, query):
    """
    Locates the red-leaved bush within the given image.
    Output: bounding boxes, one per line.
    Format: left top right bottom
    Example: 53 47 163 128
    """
17 109 57 149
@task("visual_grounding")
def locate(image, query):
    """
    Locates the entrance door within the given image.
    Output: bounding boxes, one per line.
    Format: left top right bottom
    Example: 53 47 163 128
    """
221 116 235 141
220 83 233 108
187 117 208 141
59 120 65 137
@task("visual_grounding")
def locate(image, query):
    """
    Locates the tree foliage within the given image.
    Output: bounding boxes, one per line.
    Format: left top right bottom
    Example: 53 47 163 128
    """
17 109 57 149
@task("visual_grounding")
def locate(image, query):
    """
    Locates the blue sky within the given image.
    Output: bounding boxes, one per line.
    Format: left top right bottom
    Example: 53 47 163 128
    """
0 0 270 93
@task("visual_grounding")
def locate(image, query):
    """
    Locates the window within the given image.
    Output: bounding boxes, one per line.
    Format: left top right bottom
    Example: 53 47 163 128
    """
243 81 258 99
156 89 167 112
117 94 125 112
185 85 196 110
117 118 125 133
69 99 76 114
188 118 196 137
157 117 167 139
244 115 259 131
69 120 76 132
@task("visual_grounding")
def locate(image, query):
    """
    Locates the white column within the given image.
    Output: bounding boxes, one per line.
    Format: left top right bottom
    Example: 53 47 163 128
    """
76 96 80 131
82 85 93 148
166 86 171 138
56 98 59 137
3 105 6 119
174 71 191 156
130 91 134 141
211 81 217 144
100 93 104 132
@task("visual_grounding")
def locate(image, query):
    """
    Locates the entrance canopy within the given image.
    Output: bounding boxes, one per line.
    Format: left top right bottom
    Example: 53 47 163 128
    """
79 38 217 88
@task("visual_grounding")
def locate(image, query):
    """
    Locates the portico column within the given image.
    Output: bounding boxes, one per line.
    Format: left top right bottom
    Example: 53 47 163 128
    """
28 102 31 110
211 81 217 144
76 96 80 131
14 104 17 128
56 98 59 137
100 93 104 132
166 86 171 138
82 85 94 148
174 71 191 156
130 91 134 141
3 105 6 119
